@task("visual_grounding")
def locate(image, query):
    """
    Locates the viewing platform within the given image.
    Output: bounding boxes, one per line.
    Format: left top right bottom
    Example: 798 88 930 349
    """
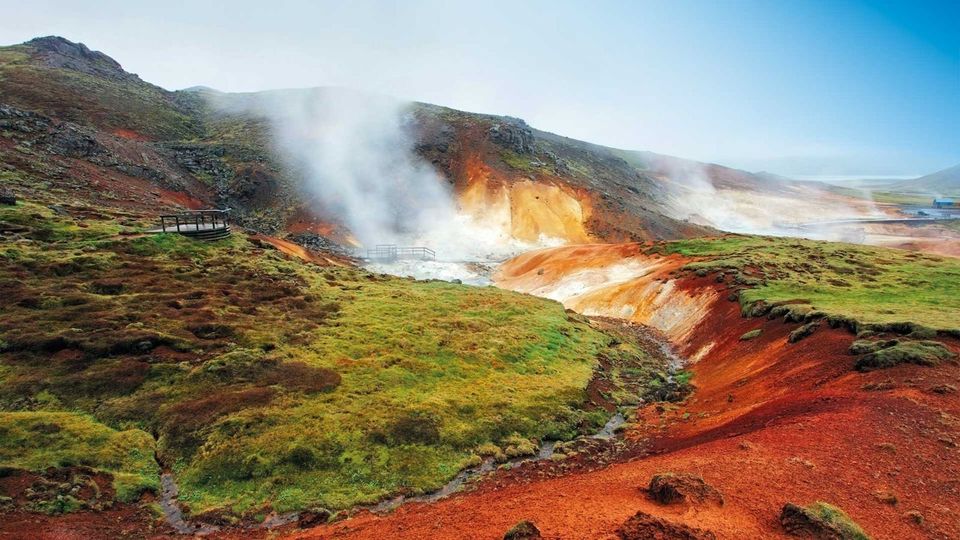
149 209 231 241
365 244 436 262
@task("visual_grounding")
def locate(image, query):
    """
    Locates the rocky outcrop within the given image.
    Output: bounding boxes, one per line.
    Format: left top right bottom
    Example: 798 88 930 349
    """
780 504 845 539
25 36 140 82
488 118 534 154
618 511 716 540
648 473 724 506
503 520 542 539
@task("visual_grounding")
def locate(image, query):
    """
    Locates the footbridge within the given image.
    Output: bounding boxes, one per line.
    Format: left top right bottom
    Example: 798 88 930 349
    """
364 244 436 262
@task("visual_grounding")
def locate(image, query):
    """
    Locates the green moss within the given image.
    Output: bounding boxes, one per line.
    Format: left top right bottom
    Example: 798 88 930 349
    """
739 329 762 341
805 501 870 540
662 236 960 330
854 340 955 371
499 149 539 172
0 203 624 515
0 411 160 505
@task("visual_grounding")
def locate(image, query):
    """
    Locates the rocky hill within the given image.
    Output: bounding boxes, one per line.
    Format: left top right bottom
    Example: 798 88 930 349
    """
0 36 717 244
890 163 960 196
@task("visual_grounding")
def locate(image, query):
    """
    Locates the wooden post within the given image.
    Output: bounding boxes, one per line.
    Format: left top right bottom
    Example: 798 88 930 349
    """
175 216 181 232
161 216 166 232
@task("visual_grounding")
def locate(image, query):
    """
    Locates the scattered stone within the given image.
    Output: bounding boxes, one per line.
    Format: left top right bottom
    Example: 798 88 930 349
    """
647 473 723 506
503 519 541 539
617 511 716 540
873 490 897 505
788 321 820 343
297 507 332 528
0 189 15 205
903 510 923 525
931 384 956 395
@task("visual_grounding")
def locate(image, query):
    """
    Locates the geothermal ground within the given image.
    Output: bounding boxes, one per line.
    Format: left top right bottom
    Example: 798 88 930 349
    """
1 35 958 540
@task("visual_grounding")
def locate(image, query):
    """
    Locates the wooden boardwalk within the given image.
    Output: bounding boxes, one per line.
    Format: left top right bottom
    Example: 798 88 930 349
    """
149 209 231 241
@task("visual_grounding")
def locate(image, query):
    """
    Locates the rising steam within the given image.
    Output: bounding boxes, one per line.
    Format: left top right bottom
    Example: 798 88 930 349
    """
209 88 532 282
262 89 456 246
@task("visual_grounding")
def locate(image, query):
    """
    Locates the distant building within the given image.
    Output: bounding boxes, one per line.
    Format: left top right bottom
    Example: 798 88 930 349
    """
933 198 956 208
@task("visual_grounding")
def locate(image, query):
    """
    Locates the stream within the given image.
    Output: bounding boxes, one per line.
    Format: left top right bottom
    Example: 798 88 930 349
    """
157 318 684 532
157 407 630 533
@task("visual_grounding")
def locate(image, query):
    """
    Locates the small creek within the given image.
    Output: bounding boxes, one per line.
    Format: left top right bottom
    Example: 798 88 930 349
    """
157 407 630 532
157 320 684 532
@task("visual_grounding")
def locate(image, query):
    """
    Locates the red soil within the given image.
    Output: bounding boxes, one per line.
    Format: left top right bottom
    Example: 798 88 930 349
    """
291 267 960 540
250 234 351 267
111 128 151 142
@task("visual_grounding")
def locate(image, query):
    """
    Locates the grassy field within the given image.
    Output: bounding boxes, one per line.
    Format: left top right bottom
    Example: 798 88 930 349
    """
659 236 960 331
0 202 633 517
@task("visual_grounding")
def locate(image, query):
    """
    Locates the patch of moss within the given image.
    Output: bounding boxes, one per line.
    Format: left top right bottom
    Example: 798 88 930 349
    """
739 329 762 341
662 236 960 331
0 203 636 515
0 411 159 505
805 501 870 540
854 340 955 371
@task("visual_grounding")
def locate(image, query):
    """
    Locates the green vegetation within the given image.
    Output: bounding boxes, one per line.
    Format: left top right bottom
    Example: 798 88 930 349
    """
499 149 542 173
739 329 762 341
660 236 960 331
850 339 955 371
0 411 159 502
804 502 871 540
0 202 630 516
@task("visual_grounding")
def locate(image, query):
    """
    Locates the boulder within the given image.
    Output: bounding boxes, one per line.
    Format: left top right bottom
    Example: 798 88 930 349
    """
0 190 15 206
297 507 332 528
618 511 716 540
503 520 542 539
647 473 724 506
779 503 871 539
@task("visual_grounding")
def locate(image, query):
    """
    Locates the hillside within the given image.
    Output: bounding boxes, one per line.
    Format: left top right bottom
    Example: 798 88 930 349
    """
890 163 960 195
1 35 958 539
0 36 712 246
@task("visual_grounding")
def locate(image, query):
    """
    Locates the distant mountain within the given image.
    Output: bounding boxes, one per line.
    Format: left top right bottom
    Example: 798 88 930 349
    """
890 164 960 195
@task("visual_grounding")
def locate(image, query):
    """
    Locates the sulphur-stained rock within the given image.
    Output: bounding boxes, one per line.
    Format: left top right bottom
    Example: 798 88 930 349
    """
503 520 542 539
647 473 723 506
617 511 716 540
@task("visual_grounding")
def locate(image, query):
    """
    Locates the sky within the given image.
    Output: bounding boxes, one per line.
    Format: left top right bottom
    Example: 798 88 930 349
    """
2 0 958 176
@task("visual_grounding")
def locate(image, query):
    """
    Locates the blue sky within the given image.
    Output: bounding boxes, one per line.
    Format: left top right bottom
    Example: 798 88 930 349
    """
3 0 958 176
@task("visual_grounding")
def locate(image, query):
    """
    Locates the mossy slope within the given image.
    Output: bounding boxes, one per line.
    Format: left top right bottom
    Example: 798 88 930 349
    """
0 202 620 515
661 236 960 331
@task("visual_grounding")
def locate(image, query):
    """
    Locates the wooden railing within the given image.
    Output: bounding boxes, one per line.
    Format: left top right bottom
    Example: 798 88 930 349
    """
159 209 229 233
